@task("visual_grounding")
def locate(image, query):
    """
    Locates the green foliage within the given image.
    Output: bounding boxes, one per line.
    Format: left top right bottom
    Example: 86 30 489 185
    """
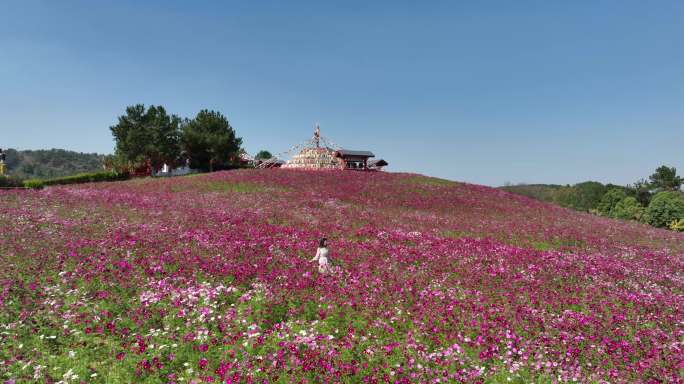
181 110 243 172
502 166 684 232
0 175 24 188
263 302 289 328
202 181 265 193
631 179 653 206
644 191 684 228
403 175 455 186
303 300 319 321
255 150 273 160
102 153 131 173
23 171 129 189
22 179 46 189
549 182 608 211
2 148 104 179
110 104 182 172
568 181 608 211
649 165 682 192
500 184 563 202
611 196 644 221
596 188 627 216
504 182 649 221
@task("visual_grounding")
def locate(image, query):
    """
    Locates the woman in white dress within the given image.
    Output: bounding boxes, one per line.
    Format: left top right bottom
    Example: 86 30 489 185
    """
310 238 330 274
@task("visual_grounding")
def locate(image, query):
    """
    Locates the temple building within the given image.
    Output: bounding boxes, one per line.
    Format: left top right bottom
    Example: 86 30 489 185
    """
280 125 388 171
333 149 375 170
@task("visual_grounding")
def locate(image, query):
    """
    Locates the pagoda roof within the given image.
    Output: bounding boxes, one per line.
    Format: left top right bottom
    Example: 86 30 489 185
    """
337 149 375 158
368 159 388 167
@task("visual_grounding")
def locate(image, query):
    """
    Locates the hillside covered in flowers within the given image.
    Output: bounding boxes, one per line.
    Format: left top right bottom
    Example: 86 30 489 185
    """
1 170 683 383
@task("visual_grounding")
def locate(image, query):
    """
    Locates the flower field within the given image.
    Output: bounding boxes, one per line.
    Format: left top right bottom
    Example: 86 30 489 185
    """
1 170 683 383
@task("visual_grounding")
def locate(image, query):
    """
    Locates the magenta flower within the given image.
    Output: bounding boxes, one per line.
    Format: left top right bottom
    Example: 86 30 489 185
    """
1 169 682 382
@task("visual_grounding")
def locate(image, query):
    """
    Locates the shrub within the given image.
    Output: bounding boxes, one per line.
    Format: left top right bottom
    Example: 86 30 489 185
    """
597 188 627 216
0 175 24 188
23 171 129 189
611 196 644 221
22 179 45 189
644 191 684 228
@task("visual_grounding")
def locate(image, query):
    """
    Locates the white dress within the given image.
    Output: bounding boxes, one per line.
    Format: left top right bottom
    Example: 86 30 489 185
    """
312 247 330 273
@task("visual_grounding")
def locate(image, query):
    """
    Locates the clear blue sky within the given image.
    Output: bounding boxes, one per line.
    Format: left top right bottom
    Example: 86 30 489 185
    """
1 1 682 186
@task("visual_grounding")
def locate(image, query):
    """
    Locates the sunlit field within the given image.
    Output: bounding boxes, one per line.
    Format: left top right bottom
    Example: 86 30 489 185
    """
2 170 683 383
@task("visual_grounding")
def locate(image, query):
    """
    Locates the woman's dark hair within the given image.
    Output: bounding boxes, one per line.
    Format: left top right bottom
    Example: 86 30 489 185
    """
319 237 327 247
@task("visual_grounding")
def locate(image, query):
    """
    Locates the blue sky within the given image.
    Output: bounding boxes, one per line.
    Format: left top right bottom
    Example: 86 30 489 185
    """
1 1 682 186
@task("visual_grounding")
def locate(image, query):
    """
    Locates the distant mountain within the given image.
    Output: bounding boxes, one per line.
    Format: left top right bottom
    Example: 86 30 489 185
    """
3 148 105 179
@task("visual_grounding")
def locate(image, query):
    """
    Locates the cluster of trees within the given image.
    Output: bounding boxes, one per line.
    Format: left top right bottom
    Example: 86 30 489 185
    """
110 105 243 173
595 167 683 230
0 148 104 179
255 150 273 160
503 166 684 231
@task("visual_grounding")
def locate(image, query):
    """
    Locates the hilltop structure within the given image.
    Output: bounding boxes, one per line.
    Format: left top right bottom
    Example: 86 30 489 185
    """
275 125 388 171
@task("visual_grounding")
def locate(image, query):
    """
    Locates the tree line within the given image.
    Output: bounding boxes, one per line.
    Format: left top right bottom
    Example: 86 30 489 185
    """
0 148 104 179
502 165 684 231
109 105 243 174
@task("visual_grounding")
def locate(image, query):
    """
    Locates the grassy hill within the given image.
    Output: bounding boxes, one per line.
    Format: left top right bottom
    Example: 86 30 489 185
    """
1 170 682 382
2 148 104 179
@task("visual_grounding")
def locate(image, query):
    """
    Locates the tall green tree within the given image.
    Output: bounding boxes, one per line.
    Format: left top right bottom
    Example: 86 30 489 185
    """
649 165 682 192
255 150 273 160
110 104 181 172
181 110 243 172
